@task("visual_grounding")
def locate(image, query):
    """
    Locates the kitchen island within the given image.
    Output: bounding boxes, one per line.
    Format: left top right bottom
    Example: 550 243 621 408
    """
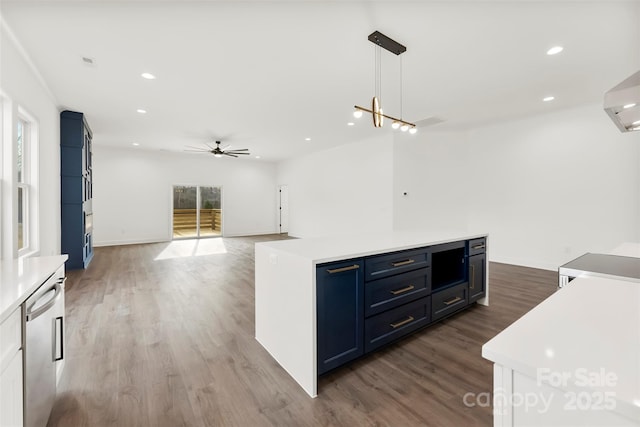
255 231 488 397
482 243 640 426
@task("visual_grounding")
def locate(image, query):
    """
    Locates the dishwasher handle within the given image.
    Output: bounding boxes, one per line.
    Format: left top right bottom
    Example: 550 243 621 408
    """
26 280 63 322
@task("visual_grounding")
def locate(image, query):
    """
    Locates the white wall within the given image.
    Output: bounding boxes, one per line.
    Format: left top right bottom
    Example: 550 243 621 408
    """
277 134 394 238
467 104 640 269
0 20 61 258
92 146 278 246
392 104 640 270
393 131 469 232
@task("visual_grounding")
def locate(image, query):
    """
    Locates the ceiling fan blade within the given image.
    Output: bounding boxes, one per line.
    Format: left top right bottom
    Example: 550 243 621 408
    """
227 152 250 155
185 145 210 151
204 142 216 150
224 153 239 158
226 148 249 151
185 149 210 152
221 144 231 150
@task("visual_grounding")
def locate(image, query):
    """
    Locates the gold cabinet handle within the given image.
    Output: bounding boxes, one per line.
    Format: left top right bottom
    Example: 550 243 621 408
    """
472 244 485 250
470 264 475 290
390 259 415 267
444 296 462 306
326 264 360 274
390 316 414 329
390 284 415 295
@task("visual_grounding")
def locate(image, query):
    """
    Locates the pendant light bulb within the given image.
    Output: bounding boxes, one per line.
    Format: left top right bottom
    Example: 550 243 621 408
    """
391 121 400 129
353 110 363 118
400 124 409 132
409 127 417 134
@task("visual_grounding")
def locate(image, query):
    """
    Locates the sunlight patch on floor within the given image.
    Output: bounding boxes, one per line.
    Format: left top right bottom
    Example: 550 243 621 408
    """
154 238 227 260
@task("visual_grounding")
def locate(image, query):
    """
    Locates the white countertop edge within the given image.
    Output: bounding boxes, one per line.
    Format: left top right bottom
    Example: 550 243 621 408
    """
0 255 68 323
482 275 640 422
255 231 488 264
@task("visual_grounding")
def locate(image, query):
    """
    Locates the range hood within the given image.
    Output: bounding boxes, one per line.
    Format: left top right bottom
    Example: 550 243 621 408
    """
604 70 640 132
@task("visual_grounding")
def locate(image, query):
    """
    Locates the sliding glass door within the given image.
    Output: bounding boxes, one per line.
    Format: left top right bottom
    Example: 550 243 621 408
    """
172 185 222 239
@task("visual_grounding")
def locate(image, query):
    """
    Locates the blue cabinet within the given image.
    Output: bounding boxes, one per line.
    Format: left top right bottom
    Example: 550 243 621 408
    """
60 111 93 270
316 259 364 375
317 237 487 375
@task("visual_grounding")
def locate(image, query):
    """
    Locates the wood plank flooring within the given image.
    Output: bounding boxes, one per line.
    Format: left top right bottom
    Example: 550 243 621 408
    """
48 235 558 427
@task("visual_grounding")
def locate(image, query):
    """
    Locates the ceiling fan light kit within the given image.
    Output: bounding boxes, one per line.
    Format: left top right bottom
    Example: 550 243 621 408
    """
185 141 251 158
353 31 417 134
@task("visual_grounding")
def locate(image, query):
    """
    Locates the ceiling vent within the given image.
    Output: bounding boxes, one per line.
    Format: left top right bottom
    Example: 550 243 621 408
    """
604 70 640 132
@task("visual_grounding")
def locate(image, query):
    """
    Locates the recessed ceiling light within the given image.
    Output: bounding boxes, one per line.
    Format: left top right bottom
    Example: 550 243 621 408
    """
137 109 147 114
623 103 636 109
546 46 563 55
347 122 355 126
141 72 156 80
255 156 261 159
305 137 311 141
353 110 363 118
543 96 555 102
132 142 139 146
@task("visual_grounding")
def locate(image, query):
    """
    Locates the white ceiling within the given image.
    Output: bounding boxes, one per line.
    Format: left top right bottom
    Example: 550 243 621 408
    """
1 1 639 161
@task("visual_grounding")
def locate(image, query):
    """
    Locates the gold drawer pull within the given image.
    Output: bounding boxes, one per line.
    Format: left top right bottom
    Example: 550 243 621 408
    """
326 264 360 274
472 244 485 250
390 316 415 329
390 259 415 267
390 284 415 295
444 296 462 306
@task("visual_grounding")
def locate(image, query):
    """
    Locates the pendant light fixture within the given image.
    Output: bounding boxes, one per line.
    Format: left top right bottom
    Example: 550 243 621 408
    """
353 31 417 134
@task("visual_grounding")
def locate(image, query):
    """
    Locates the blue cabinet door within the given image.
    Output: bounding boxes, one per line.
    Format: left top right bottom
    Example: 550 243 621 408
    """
468 253 486 303
317 259 364 375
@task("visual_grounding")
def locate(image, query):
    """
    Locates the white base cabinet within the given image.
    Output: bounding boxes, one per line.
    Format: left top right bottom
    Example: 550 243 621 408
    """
0 349 23 427
0 307 23 427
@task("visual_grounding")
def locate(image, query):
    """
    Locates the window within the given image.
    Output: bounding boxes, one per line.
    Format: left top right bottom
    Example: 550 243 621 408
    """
17 118 28 252
0 97 39 258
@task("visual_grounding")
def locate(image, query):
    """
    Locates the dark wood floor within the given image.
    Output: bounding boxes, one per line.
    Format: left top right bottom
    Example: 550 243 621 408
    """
49 235 558 427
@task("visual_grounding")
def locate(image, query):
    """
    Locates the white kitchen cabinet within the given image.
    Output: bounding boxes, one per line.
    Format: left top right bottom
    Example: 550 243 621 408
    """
0 307 23 427
0 349 23 427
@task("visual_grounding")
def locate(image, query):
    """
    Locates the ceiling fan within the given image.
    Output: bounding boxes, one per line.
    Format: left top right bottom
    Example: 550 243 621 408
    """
185 141 250 158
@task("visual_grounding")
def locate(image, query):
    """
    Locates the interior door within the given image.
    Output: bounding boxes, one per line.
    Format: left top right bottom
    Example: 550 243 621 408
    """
279 185 289 234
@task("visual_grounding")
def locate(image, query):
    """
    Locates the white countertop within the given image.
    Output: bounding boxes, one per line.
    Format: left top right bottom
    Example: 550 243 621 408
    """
610 242 640 258
0 255 68 323
482 274 640 422
256 230 487 264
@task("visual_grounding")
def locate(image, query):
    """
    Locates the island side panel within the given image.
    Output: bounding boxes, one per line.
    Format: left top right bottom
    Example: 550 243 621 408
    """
255 244 317 397
478 239 489 306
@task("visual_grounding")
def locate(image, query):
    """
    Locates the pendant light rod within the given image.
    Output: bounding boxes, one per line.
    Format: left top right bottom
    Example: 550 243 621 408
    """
354 105 416 128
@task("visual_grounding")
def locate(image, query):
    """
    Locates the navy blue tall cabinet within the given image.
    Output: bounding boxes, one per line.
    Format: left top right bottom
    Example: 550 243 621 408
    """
60 110 93 269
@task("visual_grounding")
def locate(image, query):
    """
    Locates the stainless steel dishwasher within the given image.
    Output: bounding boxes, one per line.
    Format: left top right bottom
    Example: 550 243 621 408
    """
24 272 65 427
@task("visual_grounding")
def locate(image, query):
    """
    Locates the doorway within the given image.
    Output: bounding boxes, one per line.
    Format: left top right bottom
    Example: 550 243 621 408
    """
172 185 222 239
278 185 288 234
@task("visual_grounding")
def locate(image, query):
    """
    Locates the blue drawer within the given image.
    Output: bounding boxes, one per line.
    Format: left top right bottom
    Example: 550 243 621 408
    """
468 237 486 256
431 282 468 321
365 248 430 281
364 297 431 353
365 268 430 317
